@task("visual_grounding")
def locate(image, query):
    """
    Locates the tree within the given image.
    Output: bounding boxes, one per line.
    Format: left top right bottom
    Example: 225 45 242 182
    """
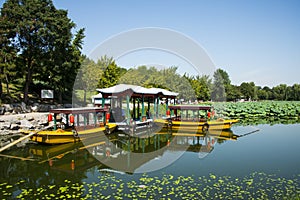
215 68 231 86
97 57 126 88
272 84 288 100
0 7 18 99
226 84 241 101
0 38 16 99
291 84 300 101
211 69 226 101
0 0 84 103
185 74 211 101
240 82 256 100
75 57 102 105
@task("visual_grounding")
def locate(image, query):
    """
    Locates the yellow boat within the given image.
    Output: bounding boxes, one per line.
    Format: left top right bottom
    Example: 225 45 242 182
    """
155 105 239 133
23 107 117 144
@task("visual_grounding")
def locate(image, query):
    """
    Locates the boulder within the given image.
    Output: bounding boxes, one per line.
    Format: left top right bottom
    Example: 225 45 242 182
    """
12 105 22 114
21 102 32 113
10 124 20 130
0 122 11 130
31 105 38 112
3 104 13 113
20 119 34 129
27 116 35 121
0 106 5 115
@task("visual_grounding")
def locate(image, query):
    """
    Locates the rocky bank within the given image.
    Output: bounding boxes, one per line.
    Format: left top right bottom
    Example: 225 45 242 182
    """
0 103 72 148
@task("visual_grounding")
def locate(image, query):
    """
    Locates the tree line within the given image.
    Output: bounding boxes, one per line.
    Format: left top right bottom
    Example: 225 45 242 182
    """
78 58 300 103
1 0 300 104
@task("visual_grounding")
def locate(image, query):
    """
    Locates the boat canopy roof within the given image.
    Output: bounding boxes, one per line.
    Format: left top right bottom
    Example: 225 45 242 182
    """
96 84 178 98
168 105 212 111
49 107 108 114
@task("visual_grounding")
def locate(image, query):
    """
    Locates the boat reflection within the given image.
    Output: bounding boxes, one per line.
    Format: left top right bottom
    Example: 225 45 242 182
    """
0 129 242 181
21 129 240 174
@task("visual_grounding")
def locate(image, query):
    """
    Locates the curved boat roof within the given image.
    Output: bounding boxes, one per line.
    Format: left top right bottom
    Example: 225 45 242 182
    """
96 84 178 98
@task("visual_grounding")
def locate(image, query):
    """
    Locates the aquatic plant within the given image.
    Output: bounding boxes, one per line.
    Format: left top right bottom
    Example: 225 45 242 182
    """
2 171 298 199
213 101 300 121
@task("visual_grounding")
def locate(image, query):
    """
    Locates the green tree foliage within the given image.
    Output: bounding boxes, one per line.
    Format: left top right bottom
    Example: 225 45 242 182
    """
75 56 102 105
0 0 84 103
226 84 241 101
290 84 300 101
272 84 288 101
119 66 196 100
211 69 226 101
239 82 256 100
0 30 16 98
185 74 211 101
97 56 126 88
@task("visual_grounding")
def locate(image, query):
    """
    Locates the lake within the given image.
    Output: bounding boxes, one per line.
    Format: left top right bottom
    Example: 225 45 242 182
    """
0 123 299 199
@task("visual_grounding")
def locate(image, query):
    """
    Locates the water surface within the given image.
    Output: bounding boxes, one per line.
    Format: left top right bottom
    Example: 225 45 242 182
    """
0 123 299 199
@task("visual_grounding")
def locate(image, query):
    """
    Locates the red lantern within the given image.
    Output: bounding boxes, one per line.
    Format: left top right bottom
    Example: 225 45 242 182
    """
166 110 171 116
106 112 110 120
48 114 53 122
69 115 74 124
207 112 211 118
106 112 110 123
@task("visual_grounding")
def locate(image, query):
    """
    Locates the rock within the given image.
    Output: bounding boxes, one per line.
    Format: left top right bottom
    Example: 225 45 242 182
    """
0 122 11 130
31 105 38 112
12 106 22 114
37 104 50 112
0 106 5 115
4 112 11 115
3 104 13 113
20 119 34 129
27 116 34 121
10 124 20 130
21 102 32 113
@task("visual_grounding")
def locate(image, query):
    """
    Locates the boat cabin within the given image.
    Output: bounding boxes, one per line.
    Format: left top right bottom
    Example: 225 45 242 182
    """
49 107 109 131
168 105 215 121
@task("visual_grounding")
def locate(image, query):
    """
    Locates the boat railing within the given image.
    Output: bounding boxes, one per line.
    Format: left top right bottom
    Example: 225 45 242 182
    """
171 116 208 122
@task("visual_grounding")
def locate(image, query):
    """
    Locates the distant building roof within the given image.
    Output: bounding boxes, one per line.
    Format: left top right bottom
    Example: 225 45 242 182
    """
96 84 178 98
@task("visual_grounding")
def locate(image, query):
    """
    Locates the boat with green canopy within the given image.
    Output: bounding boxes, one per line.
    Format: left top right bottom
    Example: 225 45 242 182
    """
96 84 178 135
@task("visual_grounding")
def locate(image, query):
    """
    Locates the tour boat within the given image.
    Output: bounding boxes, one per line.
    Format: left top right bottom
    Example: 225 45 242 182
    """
155 105 239 133
22 107 117 144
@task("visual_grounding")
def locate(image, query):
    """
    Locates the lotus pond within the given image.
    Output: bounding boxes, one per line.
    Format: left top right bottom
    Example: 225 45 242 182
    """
0 122 299 199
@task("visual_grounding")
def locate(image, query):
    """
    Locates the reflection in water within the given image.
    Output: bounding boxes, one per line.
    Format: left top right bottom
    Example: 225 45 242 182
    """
0 124 299 199
0 129 240 177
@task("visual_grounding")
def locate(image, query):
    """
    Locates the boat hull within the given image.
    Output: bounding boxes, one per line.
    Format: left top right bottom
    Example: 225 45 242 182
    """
27 124 117 144
155 119 239 133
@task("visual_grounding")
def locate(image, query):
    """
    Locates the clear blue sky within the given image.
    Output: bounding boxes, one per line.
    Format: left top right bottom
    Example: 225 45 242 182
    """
1 0 300 87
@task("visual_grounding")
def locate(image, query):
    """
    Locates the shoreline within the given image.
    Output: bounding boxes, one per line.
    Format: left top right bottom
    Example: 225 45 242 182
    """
0 112 49 135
